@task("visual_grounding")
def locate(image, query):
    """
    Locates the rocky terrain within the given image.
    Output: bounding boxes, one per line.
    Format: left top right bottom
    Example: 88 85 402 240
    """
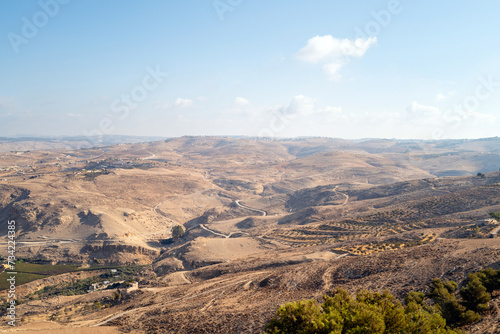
0 136 499 333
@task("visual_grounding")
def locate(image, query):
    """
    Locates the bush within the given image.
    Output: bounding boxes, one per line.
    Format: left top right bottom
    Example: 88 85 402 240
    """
490 211 500 221
265 289 459 334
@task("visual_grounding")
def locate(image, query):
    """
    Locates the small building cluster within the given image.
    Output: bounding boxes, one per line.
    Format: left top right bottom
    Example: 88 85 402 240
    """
87 269 139 294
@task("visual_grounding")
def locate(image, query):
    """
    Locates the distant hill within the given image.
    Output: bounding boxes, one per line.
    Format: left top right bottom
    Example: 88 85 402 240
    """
0 135 168 152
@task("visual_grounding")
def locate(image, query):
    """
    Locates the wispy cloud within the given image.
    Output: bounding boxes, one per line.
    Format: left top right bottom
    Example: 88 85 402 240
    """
265 95 342 117
403 101 498 138
233 97 250 107
174 98 193 109
295 35 377 80
435 92 455 102
406 101 441 118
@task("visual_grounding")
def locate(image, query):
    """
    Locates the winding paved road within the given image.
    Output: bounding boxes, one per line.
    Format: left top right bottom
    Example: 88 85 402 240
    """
235 200 267 216
200 224 230 238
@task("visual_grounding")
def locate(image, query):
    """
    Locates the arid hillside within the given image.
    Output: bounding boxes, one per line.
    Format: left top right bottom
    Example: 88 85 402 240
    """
0 136 499 333
0 136 499 264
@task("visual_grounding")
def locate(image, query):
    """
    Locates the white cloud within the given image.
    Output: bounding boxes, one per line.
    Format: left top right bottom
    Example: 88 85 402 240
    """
266 95 342 118
296 35 339 63
233 97 250 107
322 63 344 81
145 95 498 139
402 101 499 138
465 110 497 123
295 36 377 63
286 95 315 115
153 98 195 110
295 35 377 80
435 92 455 101
407 101 441 117
322 105 343 114
174 98 193 108
405 100 496 125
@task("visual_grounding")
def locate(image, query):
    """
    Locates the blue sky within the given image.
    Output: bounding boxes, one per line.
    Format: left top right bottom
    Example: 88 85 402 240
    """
1 0 499 140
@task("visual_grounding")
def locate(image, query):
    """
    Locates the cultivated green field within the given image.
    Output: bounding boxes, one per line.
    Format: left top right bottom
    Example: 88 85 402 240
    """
0 262 122 291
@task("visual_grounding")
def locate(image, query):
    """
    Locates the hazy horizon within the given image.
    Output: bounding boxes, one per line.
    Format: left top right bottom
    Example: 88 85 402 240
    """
1 1 499 140
1 134 500 142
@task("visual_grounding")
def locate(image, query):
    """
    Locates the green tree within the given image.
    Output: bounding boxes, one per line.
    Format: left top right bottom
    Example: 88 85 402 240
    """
93 301 102 310
490 211 500 221
405 291 425 307
428 278 480 326
111 289 122 303
404 301 456 334
477 268 500 292
473 225 480 237
265 299 342 334
460 274 491 312
353 290 405 334
172 225 185 239
443 281 458 293
265 289 460 334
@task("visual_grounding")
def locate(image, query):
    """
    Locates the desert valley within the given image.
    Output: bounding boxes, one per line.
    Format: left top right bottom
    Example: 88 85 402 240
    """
0 136 498 333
